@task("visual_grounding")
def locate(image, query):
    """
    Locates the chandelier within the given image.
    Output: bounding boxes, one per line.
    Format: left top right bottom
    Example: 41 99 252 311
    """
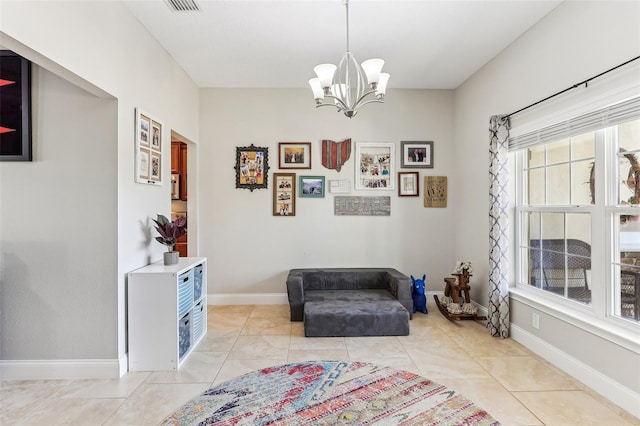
308 0 390 118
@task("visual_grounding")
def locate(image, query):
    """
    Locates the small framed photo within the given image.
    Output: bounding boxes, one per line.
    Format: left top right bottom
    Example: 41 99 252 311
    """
151 121 162 151
273 173 296 216
398 172 419 197
279 142 311 169
235 144 269 191
355 142 394 190
401 141 433 168
299 175 325 198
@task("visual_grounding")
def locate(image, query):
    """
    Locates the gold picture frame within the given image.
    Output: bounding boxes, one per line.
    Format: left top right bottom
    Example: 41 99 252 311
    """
424 176 447 207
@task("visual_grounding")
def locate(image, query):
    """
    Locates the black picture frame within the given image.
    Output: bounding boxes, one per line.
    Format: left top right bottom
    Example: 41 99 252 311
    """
0 50 32 161
235 144 269 191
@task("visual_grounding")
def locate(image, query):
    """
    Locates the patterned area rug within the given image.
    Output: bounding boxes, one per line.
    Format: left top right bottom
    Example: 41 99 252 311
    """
163 361 500 425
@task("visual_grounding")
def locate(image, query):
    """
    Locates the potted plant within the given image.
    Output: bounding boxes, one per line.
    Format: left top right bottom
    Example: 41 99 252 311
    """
152 214 187 265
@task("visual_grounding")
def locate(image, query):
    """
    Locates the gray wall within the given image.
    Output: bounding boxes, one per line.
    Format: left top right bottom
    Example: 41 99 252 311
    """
452 0 640 407
0 0 201 375
0 67 118 359
199 88 456 297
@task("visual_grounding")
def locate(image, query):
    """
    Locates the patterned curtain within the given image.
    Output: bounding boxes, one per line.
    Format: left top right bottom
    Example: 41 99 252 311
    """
488 115 510 338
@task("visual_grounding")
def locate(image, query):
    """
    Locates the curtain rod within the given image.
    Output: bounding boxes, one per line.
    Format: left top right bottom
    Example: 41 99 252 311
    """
505 56 640 119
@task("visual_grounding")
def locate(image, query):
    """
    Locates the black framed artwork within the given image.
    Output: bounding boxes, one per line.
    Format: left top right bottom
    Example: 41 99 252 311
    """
0 50 32 161
235 144 269 191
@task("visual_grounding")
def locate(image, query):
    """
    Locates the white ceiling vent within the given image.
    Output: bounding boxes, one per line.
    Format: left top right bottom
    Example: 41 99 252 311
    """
165 0 200 12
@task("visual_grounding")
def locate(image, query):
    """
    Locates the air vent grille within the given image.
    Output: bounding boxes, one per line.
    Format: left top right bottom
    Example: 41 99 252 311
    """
165 0 200 12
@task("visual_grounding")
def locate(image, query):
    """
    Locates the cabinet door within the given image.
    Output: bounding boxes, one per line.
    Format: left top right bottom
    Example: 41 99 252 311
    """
171 143 180 174
176 234 187 257
180 144 188 200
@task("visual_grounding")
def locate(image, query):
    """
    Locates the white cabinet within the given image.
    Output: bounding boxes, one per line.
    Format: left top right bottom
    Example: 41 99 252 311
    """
127 257 207 371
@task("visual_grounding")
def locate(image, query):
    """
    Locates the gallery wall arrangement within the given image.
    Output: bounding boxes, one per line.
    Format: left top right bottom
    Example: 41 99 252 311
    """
234 138 446 216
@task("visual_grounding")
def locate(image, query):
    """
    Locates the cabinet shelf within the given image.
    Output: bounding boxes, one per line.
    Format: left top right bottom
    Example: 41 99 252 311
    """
127 257 207 371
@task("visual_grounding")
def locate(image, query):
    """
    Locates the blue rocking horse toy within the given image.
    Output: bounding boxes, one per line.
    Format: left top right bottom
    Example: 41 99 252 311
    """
411 274 428 314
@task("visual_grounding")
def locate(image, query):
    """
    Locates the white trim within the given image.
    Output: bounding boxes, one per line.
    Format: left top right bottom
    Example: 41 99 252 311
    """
511 323 640 419
510 289 640 353
207 292 289 305
509 61 640 139
0 358 122 380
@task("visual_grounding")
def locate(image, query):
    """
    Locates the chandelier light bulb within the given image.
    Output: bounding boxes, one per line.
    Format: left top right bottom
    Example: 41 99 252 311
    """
313 64 337 89
376 73 390 98
361 59 385 86
308 78 324 102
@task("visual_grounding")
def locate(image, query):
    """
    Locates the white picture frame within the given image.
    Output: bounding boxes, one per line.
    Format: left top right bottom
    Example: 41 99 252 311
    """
135 108 163 185
355 142 395 190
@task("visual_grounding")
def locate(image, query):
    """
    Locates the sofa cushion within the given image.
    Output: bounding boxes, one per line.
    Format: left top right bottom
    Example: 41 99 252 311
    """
305 289 395 303
303 271 388 291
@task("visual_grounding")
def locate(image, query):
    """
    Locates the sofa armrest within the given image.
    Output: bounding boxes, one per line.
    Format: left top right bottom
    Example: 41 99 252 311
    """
384 269 413 319
286 270 305 321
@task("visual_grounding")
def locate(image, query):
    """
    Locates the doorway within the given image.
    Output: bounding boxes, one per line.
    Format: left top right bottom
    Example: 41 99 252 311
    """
171 134 189 256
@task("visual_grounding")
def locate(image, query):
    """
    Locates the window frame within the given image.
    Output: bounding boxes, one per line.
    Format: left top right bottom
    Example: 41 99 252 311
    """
514 124 640 332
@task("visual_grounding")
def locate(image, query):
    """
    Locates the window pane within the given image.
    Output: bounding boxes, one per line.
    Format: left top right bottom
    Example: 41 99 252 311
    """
547 164 570 205
619 119 640 152
567 213 591 246
525 212 592 305
546 138 570 165
540 212 564 240
571 160 594 205
571 132 595 160
618 150 640 206
528 211 541 239
528 168 545 205
617 216 640 322
529 145 545 168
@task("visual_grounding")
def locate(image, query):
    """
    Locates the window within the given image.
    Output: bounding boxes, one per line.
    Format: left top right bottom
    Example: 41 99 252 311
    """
514 100 640 325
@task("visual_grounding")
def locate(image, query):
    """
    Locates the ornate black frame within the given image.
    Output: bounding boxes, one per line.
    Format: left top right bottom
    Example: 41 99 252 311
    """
235 144 269 191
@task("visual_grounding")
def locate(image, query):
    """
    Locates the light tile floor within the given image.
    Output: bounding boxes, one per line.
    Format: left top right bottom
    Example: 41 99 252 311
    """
2 300 639 425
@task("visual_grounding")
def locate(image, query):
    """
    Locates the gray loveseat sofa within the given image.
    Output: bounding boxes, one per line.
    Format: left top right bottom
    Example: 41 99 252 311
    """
286 268 413 337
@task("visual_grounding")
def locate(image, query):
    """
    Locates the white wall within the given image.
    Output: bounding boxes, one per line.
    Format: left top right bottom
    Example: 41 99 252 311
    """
0 1 199 377
453 0 640 415
200 88 455 298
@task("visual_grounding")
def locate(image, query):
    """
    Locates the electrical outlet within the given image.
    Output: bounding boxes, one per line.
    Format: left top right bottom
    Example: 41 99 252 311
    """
532 313 540 329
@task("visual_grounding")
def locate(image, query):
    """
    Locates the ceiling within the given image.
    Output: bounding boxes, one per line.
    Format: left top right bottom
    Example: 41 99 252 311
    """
122 0 561 90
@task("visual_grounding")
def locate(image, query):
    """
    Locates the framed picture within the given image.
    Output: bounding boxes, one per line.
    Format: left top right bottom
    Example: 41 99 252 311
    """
273 173 296 216
398 172 419 197
279 142 311 169
150 151 161 182
236 144 269 191
424 176 447 207
151 121 162 151
0 50 32 161
401 141 433 168
299 175 325 198
355 142 394 190
135 108 163 185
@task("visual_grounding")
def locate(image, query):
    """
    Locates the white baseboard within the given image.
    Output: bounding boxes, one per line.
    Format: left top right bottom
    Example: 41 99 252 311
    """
511 323 640 419
0 358 123 380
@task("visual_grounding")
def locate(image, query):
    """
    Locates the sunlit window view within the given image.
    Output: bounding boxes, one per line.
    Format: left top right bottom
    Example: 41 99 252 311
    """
519 119 640 322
